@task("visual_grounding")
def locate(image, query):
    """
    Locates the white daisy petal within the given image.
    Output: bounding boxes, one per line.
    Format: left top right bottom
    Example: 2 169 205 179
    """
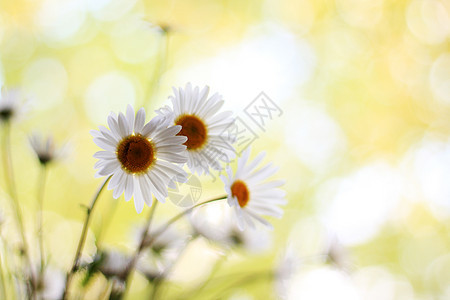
144 173 166 203
109 169 125 190
117 112 131 137
107 113 122 140
139 176 153 206
90 130 102 139
93 151 116 160
124 175 134 201
98 161 120 176
134 191 144 214
134 108 146 133
99 125 119 143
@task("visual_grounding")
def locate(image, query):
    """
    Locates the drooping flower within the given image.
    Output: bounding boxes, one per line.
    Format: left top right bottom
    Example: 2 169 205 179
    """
156 83 235 175
221 147 286 230
189 202 271 253
140 223 185 257
35 266 66 300
29 133 60 165
91 105 188 213
0 87 25 123
97 249 131 279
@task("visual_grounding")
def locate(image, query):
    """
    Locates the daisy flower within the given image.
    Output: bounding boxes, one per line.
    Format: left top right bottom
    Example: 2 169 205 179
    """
97 249 131 279
220 147 286 230
140 222 185 256
156 83 235 175
29 133 61 165
91 105 188 213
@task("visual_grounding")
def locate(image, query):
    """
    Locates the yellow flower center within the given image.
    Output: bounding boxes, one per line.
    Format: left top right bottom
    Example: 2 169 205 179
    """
175 114 207 150
117 134 155 174
231 180 250 207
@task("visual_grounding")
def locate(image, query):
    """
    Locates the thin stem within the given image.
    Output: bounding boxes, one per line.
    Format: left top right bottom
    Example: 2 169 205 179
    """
119 201 158 299
63 176 111 300
117 195 227 299
0 237 17 300
144 29 170 109
0 250 8 300
2 122 37 298
36 165 47 277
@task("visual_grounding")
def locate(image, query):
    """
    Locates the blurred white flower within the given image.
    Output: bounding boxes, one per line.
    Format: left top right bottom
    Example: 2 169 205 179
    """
142 223 185 257
221 147 286 230
36 267 65 300
189 203 271 253
97 249 130 279
0 87 26 123
29 133 62 165
91 104 188 213
156 83 235 175
325 237 351 271
136 254 163 283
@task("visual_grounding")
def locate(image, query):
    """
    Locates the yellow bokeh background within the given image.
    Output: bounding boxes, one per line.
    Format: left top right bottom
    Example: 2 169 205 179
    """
0 0 450 298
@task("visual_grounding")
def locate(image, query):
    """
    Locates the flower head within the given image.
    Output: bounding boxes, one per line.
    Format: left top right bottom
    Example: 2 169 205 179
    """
221 147 286 230
189 202 271 252
141 223 184 257
156 83 235 175
91 105 188 213
29 133 60 165
0 87 24 123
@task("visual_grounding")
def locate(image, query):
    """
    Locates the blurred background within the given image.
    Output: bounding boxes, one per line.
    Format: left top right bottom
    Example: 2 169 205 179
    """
0 0 449 299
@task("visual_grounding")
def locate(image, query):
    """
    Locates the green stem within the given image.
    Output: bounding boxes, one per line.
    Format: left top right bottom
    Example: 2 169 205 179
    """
63 175 111 300
119 201 158 299
0 237 17 300
37 165 47 277
117 195 227 299
2 122 37 298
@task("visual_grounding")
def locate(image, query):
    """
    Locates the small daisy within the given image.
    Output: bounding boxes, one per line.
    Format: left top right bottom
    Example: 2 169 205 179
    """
156 83 235 175
0 87 24 123
221 147 286 230
188 203 270 253
29 133 60 165
91 105 188 213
